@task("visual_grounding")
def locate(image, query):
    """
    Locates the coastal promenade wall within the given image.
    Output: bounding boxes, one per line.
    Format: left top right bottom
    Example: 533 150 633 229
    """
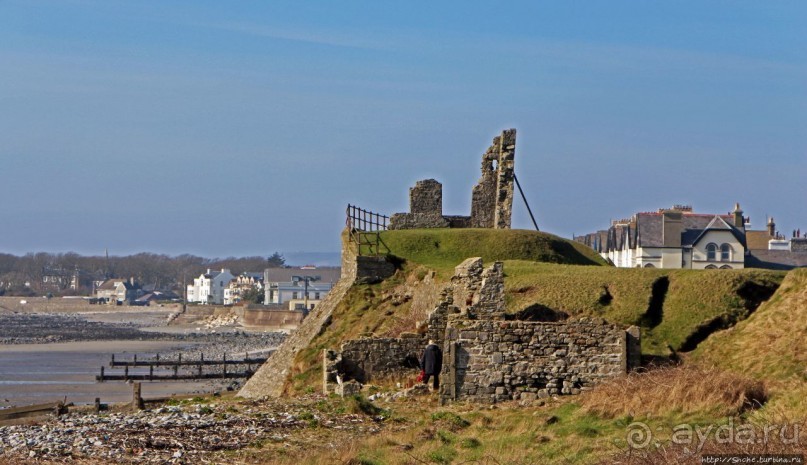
0 296 184 313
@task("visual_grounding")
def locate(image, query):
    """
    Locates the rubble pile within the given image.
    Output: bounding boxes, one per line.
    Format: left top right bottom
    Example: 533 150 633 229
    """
201 313 239 329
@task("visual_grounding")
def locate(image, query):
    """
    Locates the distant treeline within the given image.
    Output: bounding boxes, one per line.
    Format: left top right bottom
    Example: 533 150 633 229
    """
0 251 286 296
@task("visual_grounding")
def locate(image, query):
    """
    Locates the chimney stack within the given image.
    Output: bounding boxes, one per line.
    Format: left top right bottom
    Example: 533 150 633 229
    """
767 217 776 237
732 203 744 230
662 210 683 247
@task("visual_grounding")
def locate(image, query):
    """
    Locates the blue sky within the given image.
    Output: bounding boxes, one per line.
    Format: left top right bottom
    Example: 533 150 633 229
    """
1 0 805 258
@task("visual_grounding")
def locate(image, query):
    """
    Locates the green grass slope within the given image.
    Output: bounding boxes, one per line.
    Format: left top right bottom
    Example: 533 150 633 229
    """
504 261 783 355
377 228 607 276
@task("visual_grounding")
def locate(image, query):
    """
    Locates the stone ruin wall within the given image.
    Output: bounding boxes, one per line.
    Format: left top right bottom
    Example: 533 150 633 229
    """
389 129 517 231
441 318 638 404
470 129 516 229
323 335 423 389
322 297 451 394
451 257 506 320
389 179 451 230
324 256 640 403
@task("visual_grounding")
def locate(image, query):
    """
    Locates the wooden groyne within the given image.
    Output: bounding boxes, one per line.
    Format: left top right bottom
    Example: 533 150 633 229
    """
97 351 271 382
0 401 69 422
109 353 268 367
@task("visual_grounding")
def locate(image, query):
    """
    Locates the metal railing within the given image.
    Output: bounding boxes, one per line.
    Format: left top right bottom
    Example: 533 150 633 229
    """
346 204 390 256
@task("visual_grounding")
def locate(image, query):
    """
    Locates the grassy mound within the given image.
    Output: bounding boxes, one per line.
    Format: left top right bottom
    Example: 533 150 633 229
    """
287 229 606 394
694 268 807 382
504 262 784 355
284 229 784 394
377 230 783 356
377 228 607 275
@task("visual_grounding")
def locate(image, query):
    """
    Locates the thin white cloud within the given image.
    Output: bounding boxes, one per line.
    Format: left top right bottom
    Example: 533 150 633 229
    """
493 35 807 77
188 20 390 51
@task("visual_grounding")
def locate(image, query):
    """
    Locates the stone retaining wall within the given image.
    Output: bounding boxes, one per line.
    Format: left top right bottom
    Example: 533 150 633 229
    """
241 308 305 329
0 296 182 313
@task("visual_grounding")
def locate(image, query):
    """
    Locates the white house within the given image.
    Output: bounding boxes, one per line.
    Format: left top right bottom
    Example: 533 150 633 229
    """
223 272 264 305
578 204 747 269
263 267 341 311
187 269 235 305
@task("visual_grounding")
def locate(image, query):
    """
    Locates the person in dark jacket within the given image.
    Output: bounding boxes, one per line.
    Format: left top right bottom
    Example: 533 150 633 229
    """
420 339 442 390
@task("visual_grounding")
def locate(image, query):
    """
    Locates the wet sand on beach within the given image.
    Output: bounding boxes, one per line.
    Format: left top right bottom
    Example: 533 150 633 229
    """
0 304 284 408
0 340 229 407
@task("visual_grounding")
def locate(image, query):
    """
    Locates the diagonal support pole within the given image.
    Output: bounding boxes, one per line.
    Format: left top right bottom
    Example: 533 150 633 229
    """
514 173 539 231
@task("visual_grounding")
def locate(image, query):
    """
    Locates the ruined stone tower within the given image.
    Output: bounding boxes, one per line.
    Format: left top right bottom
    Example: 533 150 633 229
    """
470 128 516 229
389 128 517 230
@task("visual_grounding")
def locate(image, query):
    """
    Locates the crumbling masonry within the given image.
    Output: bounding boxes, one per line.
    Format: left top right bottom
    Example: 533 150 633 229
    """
389 129 517 230
325 258 640 403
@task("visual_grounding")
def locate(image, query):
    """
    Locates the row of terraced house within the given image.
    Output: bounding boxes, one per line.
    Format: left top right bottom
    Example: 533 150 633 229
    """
575 203 807 270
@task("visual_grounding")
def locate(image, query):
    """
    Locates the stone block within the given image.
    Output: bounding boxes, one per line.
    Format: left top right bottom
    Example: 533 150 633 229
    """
337 380 362 398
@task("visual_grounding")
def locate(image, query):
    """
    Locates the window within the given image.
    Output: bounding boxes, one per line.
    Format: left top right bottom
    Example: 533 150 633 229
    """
720 244 732 262
315 292 320 300
643 263 655 268
706 243 717 261
720 265 733 269
292 292 298 299
705 264 718 269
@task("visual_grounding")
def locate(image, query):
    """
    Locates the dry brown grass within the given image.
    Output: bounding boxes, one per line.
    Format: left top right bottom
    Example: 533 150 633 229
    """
580 365 767 419
694 268 807 382
597 412 807 465
599 440 807 465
